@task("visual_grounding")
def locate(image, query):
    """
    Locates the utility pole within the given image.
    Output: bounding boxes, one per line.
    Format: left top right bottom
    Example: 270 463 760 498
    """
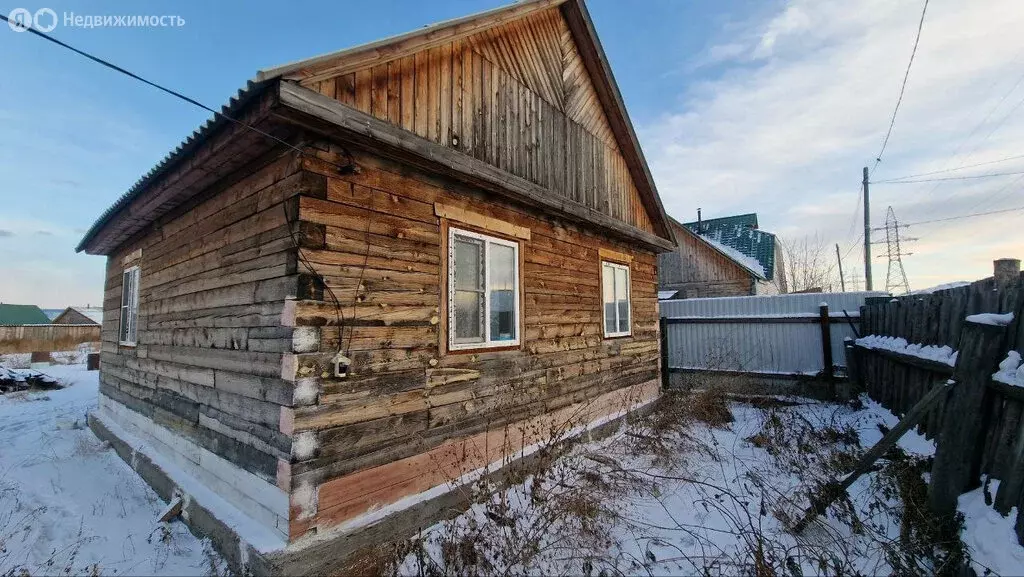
835 243 846 292
863 166 873 291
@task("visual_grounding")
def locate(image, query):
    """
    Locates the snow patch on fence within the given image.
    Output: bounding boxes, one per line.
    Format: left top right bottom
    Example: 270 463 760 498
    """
965 312 1014 326
855 335 958 367
993 351 1024 387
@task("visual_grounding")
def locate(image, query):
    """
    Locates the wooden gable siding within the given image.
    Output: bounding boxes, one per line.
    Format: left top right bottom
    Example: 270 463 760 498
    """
658 225 753 298
285 143 661 539
95 149 323 537
302 8 653 236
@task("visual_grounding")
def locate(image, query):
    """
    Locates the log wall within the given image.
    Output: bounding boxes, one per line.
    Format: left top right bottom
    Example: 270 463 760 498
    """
284 143 662 540
96 148 320 540
303 7 654 236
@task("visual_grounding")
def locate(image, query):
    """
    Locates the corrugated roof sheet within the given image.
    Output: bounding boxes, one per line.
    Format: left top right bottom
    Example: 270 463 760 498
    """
684 214 777 280
75 80 271 253
0 304 52 326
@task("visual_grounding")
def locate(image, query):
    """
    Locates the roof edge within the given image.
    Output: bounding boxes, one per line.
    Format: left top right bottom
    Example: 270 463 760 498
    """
257 0 566 82
559 0 675 244
76 79 274 254
669 218 768 281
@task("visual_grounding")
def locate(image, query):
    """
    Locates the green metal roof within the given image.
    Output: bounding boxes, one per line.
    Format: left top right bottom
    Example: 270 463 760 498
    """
0 304 52 326
683 213 778 280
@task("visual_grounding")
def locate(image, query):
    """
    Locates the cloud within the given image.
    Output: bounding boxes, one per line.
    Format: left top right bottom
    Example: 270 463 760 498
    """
642 0 1024 290
0 230 13 238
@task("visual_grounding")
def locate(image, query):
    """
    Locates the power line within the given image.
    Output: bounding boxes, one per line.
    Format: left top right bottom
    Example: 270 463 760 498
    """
872 170 1024 184
873 153 1024 182
908 67 1024 221
965 172 1024 214
0 12 373 361
873 205 1024 229
872 0 930 171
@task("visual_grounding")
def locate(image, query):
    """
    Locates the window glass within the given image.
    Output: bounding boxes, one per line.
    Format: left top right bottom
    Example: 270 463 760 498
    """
489 244 516 341
453 237 484 342
601 261 631 337
602 264 616 335
119 267 140 345
449 229 519 349
615 266 630 333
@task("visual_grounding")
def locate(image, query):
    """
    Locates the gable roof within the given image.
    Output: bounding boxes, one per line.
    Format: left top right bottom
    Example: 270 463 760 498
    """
681 214 778 280
0 304 51 326
52 307 103 325
78 0 673 255
259 0 672 244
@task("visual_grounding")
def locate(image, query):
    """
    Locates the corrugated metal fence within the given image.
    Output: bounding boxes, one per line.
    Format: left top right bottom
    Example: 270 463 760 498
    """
661 292 887 376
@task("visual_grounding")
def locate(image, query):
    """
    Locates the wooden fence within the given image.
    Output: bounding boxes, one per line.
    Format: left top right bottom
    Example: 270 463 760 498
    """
0 324 101 354
851 258 1024 543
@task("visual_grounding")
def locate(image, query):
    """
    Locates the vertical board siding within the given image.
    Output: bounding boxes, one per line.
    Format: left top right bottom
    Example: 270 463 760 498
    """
857 271 1024 540
304 7 654 236
660 292 886 375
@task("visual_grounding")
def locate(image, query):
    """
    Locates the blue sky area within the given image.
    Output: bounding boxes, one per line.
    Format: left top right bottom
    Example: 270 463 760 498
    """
1 0 1022 306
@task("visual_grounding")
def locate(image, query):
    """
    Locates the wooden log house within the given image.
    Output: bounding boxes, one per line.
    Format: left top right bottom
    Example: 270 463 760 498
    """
78 0 676 571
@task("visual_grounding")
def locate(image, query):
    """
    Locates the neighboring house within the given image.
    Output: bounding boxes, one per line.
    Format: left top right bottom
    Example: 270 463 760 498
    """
52 307 103 325
75 0 675 572
0 304 51 326
659 213 787 299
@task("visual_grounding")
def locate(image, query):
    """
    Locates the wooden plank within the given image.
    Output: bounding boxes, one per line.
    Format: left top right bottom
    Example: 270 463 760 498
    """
277 82 674 251
930 319 1010 518
399 56 415 131
335 73 356 107
277 0 568 83
434 202 531 240
371 65 388 120
387 61 402 125
793 378 953 533
439 42 452 147
354 68 372 113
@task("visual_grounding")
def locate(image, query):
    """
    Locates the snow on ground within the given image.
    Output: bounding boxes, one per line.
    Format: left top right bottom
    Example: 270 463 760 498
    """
396 394 944 576
856 334 958 366
958 479 1024 576
0 364 225 576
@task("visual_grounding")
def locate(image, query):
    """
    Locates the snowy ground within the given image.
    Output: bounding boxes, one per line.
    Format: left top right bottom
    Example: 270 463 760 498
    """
386 392 1024 576
0 364 224 576
2 362 1022 575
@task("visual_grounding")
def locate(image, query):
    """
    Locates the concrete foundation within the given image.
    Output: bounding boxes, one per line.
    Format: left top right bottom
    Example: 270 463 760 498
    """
89 392 663 575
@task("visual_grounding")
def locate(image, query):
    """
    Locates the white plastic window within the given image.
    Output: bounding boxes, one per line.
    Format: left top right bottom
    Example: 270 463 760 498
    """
602 261 631 337
449 228 519 350
119 266 140 346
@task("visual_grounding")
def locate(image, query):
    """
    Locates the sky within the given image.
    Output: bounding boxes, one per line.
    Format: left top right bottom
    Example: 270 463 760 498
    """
0 0 1021 307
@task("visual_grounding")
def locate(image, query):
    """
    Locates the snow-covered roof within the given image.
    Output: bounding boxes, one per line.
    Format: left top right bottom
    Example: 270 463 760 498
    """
699 234 767 280
681 214 777 281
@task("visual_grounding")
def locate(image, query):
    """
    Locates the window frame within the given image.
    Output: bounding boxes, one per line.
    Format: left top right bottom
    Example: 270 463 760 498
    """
447 226 521 351
601 260 632 338
118 265 140 347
